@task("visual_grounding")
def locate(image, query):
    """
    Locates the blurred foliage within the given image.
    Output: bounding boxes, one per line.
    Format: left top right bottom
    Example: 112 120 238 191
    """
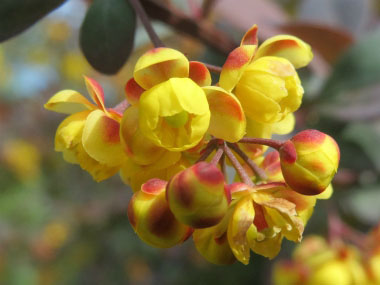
1 0 380 284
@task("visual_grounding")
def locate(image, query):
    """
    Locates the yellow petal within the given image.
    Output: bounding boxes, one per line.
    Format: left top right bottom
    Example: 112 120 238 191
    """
203 86 246 142
55 111 90 152
247 230 283 259
124 77 145 105
84 76 106 112
219 45 257 92
241 25 258 46
139 78 210 151
189 61 212 87
227 196 255 264
44 90 95 114
315 184 333 200
272 113 295 135
75 143 120 182
255 35 313 68
82 110 124 166
134 47 189 90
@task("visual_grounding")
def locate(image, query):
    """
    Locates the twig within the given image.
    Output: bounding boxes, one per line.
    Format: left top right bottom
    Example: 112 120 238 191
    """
140 0 236 55
239 137 284 150
196 139 217 163
210 147 224 165
112 99 129 115
227 143 267 181
201 0 217 19
203 63 222 73
223 143 254 187
129 0 164 48
219 153 226 178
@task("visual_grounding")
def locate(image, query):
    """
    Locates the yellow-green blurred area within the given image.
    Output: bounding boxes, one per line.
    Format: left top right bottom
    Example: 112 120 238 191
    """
1 0 380 284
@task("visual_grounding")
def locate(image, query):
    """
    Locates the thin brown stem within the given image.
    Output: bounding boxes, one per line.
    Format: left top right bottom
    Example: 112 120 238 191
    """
196 139 217 163
328 210 367 250
239 137 284 150
129 0 164 48
112 99 129 115
219 153 226 178
223 143 254 187
140 0 236 55
227 143 267 181
201 0 217 19
203 63 222 73
210 147 224 165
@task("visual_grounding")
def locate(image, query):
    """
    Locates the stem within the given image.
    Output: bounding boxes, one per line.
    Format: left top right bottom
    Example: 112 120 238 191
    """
129 0 164 48
227 143 267 181
196 139 217 163
140 0 236 55
219 153 226 178
328 210 367 249
210 147 224 165
112 99 129 115
239 137 284 150
203 63 222 73
223 143 254 187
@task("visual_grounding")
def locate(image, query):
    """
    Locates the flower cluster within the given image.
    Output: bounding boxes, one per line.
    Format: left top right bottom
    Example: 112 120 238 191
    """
273 226 380 284
45 25 340 265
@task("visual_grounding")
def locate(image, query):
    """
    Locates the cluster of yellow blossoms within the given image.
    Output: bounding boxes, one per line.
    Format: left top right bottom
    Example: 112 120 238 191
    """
273 225 380 284
45 25 340 265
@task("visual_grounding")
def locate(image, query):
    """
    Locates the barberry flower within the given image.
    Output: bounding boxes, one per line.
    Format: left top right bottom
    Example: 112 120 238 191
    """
45 77 126 181
128 179 192 248
166 162 229 228
138 77 210 151
273 235 368 285
219 25 312 124
225 182 309 264
279 129 340 195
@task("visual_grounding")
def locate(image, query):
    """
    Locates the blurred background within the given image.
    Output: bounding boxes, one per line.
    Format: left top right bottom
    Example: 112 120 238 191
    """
1 0 380 284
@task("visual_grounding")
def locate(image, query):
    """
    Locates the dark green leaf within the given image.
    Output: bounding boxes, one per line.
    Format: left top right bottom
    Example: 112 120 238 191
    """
80 0 136 75
342 122 380 172
319 29 380 101
0 0 66 42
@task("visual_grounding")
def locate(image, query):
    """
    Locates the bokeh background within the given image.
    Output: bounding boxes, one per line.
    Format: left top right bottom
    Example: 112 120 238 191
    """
1 0 380 284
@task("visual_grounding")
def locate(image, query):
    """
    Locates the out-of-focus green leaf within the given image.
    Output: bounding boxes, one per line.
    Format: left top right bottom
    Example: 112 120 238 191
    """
342 122 380 172
80 0 136 75
320 29 380 101
0 0 66 42
343 186 380 225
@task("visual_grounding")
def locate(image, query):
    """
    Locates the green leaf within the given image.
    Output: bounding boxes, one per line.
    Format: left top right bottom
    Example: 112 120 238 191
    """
80 0 136 75
342 122 380 172
0 0 66 42
320 29 380 101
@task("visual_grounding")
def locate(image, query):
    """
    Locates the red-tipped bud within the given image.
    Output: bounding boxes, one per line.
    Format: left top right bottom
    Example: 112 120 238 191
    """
127 179 192 248
166 162 229 228
279 130 340 195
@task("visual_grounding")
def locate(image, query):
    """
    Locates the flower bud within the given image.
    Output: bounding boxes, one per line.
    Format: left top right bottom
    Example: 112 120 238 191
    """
279 130 340 195
166 162 229 228
127 179 192 248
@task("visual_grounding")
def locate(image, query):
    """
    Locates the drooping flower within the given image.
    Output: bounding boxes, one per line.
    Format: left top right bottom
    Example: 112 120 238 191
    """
166 162 230 228
45 77 126 181
279 129 340 195
219 25 312 124
128 178 192 248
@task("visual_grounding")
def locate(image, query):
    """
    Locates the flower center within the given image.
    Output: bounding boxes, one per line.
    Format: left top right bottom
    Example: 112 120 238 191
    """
164 111 189 128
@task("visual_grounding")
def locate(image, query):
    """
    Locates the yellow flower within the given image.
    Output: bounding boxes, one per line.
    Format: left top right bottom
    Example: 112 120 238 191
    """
219 25 312 124
223 182 313 264
279 129 340 195
139 77 210 151
128 178 192 248
45 76 126 181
